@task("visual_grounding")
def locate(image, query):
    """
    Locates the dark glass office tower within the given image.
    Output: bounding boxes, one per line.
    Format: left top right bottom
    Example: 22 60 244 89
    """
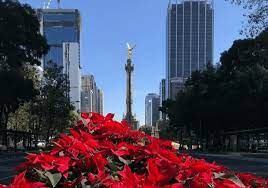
37 9 80 67
159 79 167 120
166 0 214 99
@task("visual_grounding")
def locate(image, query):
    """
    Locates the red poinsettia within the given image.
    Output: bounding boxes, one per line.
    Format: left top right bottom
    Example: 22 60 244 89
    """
0 171 47 188
1 112 267 188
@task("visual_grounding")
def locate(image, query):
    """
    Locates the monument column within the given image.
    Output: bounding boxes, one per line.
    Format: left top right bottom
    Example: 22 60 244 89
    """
124 43 138 130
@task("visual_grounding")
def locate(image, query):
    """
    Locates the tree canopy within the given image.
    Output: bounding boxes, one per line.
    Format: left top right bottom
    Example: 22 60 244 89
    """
0 1 49 145
161 28 268 140
227 0 268 36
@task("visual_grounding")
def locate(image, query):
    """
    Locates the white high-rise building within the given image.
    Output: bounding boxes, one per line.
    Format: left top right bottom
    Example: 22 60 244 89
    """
63 42 81 111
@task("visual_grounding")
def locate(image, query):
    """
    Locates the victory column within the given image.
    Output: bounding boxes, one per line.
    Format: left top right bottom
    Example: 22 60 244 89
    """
123 43 138 130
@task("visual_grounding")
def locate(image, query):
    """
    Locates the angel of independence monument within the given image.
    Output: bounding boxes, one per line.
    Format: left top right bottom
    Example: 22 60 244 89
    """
123 44 138 130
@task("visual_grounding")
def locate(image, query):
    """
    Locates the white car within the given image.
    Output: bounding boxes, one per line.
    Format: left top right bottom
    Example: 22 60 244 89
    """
37 141 46 148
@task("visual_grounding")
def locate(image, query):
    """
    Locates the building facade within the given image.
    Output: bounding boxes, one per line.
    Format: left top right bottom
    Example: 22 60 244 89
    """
81 75 103 114
81 75 96 113
166 0 214 99
37 9 81 111
96 89 104 115
145 93 160 127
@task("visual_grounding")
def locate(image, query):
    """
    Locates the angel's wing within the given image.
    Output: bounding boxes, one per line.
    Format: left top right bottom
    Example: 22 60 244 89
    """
126 43 131 50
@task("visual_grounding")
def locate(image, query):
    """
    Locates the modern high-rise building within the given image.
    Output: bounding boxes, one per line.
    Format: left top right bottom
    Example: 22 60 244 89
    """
81 75 96 113
37 9 81 111
145 93 160 126
166 0 214 99
159 79 167 120
96 89 104 115
81 75 103 114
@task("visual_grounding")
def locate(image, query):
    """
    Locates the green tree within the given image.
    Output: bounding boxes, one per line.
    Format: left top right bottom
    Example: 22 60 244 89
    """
161 29 268 149
227 0 268 36
139 125 152 135
38 61 74 143
0 1 49 145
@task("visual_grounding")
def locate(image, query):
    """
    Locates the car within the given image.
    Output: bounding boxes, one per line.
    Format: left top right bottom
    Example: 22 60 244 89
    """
37 140 46 148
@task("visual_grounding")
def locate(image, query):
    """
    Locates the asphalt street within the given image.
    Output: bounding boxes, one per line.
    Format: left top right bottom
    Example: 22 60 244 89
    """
0 152 267 185
0 152 26 185
192 153 268 178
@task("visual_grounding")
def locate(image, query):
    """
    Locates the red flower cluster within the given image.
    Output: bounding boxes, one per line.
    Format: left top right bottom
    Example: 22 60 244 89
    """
1 112 267 188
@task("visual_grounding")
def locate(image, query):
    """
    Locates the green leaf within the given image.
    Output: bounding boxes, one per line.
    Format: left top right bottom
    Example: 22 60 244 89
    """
108 162 118 172
44 171 62 188
118 156 131 165
227 175 245 188
34 168 46 179
213 172 225 179
82 185 92 188
214 172 245 188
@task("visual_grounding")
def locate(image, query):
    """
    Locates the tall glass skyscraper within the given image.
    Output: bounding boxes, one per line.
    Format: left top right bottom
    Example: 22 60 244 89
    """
166 0 214 99
37 9 80 67
37 9 81 111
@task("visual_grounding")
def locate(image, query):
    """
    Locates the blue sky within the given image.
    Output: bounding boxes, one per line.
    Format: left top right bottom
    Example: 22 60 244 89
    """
21 0 246 125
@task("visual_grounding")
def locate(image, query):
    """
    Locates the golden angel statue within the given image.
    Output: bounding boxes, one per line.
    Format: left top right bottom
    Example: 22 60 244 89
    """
126 43 136 60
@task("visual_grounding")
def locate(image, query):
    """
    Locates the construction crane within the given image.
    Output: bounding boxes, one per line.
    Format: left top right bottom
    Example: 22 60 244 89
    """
43 0 61 9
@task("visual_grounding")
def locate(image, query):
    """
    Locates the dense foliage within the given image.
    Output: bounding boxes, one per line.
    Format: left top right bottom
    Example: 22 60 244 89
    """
161 28 268 144
0 0 49 145
1 113 267 187
0 1 76 145
37 61 75 142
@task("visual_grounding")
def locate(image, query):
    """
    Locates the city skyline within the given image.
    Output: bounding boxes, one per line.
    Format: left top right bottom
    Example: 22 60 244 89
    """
21 0 246 125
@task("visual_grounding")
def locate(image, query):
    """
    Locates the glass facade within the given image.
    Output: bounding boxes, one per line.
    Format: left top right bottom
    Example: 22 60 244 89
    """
166 1 214 99
145 94 160 127
37 9 80 67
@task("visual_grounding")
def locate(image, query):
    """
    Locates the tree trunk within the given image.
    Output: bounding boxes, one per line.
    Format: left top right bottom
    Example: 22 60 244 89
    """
2 108 9 147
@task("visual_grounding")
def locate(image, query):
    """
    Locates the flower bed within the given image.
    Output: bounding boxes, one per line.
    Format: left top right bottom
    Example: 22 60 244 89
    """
1 113 267 188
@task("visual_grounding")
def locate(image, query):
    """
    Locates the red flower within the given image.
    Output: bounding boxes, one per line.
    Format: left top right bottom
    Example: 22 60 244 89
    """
81 112 90 119
20 153 70 178
147 158 178 186
237 173 268 187
2 112 267 188
93 153 108 173
189 171 213 188
164 183 186 188
3 171 47 188
117 165 138 187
